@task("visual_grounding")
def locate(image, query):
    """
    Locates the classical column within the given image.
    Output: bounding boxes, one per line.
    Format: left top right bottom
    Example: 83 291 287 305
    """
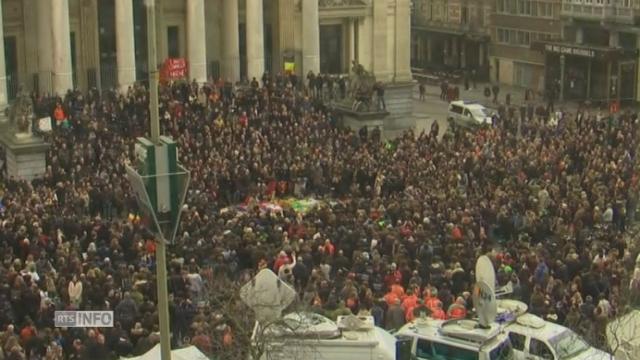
51 0 74 94
353 18 359 63
115 0 137 91
302 0 320 76
222 0 240 82
275 0 295 74
186 0 207 82
37 0 53 95
348 18 356 66
0 0 6 119
372 0 389 81
393 0 412 82
246 0 265 81
426 36 432 63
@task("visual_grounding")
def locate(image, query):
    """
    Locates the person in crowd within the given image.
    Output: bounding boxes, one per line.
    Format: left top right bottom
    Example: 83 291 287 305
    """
0 75 636 358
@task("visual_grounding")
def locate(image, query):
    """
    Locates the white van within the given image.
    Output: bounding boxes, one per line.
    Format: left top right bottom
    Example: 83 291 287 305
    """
448 100 493 128
251 313 406 360
505 313 612 360
395 317 514 360
496 300 613 360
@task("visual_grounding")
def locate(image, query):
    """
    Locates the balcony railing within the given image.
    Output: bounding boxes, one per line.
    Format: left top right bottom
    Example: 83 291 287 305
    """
560 1 638 24
411 14 489 36
318 0 367 8
319 0 369 18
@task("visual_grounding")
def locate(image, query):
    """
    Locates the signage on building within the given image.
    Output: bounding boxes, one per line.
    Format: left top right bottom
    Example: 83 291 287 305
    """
161 58 188 81
448 5 461 24
544 44 596 58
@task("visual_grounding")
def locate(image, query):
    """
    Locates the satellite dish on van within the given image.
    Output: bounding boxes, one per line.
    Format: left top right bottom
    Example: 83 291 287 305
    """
473 256 497 328
475 256 496 293
240 269 296 323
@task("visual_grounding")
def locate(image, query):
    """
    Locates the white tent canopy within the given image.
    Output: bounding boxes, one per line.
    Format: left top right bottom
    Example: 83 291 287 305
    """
120 344 209 360
607 310 640 360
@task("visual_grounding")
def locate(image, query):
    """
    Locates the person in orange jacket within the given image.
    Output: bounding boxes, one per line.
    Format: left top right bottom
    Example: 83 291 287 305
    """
431 301 447 320
384 290 399 307
424 287 442 311
391 281 405 300
447 297 468 319
402 289 419 321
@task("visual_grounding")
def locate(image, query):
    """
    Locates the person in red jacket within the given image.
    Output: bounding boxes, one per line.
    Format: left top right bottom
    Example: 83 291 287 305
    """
273 251 290 272
402 289 419 322
447 297 468 319
391 280 406 300
424 288 442 311
384 290 399 307
53 103 66 125
323 239 335 256
431 302 447 320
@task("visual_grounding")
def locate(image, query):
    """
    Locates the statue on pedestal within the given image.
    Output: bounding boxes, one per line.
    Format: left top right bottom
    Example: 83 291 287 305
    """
348 60 377 112
9 87 33 139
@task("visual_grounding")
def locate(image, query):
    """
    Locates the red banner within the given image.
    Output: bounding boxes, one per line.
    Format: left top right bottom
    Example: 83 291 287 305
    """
161 58 187 81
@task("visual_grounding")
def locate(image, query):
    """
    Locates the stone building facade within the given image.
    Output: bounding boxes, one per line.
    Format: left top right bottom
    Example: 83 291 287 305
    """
0 0 411 103
411 0 492 80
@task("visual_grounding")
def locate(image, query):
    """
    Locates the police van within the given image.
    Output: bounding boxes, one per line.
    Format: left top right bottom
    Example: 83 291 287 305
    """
447 100 493 128
497 300 613 360
395 317 514 360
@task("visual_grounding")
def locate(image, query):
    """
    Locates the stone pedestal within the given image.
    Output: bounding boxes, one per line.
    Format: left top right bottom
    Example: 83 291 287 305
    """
333 81 414 136
334 104 389 132
383 81 415 131
0 129 50 181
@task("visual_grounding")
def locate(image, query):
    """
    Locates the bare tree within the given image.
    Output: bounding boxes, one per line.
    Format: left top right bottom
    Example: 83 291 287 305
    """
606 264 640 360
606 309 640 360
201 270 322 360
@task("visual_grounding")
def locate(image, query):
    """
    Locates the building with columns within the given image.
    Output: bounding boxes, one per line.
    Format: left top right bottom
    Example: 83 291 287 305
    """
0 0 411 101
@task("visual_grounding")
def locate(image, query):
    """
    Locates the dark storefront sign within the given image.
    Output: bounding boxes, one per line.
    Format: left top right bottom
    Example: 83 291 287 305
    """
544 43 595 58
531 41 632 61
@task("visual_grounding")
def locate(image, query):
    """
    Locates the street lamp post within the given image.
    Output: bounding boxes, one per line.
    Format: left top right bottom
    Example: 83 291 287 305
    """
145 1 171 359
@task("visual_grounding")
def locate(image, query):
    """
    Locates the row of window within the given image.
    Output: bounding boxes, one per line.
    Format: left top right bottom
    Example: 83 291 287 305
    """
568 0 637 7
496 27 557 46
496 0 555 17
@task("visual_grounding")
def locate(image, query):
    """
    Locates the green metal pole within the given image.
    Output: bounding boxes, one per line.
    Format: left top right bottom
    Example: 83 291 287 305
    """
146 1 171 360
147 0 160 143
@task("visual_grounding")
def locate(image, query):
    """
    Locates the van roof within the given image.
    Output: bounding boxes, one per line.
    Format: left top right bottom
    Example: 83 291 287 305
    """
396 318 504 350
450 100 486 109
506 313 567 339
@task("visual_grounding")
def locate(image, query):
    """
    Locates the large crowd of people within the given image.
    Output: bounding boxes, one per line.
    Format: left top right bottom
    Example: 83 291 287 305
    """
0 72 639 360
